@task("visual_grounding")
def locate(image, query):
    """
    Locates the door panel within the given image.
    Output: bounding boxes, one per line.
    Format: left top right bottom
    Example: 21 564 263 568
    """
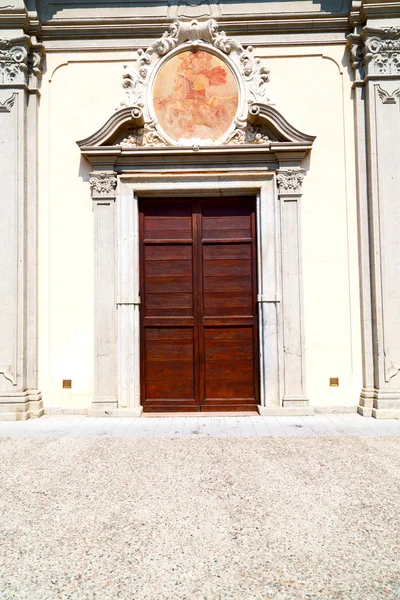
140 197 258 412
140 200 198 411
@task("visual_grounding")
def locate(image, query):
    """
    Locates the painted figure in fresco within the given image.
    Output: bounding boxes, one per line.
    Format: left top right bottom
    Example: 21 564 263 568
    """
154 50 238 141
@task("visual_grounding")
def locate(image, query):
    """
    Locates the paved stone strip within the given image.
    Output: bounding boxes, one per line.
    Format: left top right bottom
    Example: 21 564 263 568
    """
0 413 399 438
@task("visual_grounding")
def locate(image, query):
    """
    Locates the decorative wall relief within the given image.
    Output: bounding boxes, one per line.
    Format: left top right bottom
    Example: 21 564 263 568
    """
0 92 17 113
120 122 167 147
385 360 400 383
377 86 400 105
175 0 218 19
118 18 271 147
0 367 16 386
227 124 271 145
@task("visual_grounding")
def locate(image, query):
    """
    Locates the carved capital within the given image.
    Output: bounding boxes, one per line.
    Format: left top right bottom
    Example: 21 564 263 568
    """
349 27 400 79
276 169 305 195
0 36 45 88
365 27 400 76
0 37 28 85
89 172 118 199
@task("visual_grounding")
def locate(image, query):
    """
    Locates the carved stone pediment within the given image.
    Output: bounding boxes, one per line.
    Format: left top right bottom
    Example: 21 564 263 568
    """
78 102 314 151
77 19 314 159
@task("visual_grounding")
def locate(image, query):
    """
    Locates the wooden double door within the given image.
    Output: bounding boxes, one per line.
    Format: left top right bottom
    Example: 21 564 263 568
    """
139 197 259 412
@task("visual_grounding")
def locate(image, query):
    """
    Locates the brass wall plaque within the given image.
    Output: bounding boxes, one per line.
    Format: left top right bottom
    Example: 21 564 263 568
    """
63 379 72 389
330 378 339 387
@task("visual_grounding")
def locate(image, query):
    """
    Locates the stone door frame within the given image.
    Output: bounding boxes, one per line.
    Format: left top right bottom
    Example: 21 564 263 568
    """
89 164 309 416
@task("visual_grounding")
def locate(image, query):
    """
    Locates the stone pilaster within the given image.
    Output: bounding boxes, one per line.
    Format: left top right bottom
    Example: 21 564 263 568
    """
0 33 44 420
276 166 309 408
89 171 118 412
349 23 400 418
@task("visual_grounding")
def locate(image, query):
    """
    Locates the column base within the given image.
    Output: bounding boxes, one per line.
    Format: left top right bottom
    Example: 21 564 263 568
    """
259 396 312 415
91 397 118 411
88 407 143 417
258 405 315 416
89 397 142 417
357 387 374 417
0 390 43 421
282 395 310 408
371 391 400 419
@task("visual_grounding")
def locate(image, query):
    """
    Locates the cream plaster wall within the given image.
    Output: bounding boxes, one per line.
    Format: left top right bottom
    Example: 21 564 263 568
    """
38 43 362 410
38 52 134 408
261 47 362 407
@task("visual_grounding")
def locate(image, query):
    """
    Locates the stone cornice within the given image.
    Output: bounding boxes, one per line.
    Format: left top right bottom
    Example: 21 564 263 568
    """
31 15 352 44
349 0 400 26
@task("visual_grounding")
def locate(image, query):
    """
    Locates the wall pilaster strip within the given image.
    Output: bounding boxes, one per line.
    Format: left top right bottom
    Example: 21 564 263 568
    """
90 172 118 410
349 23 400 418
276 168 309 407
116 188 142 416
256 185 282 412
0 34 44 421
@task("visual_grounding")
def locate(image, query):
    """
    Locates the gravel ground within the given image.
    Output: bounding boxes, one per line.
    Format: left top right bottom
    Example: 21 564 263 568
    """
0 436 399 600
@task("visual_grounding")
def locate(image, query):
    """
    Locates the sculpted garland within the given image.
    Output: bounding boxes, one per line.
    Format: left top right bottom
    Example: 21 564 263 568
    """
117 19 272 147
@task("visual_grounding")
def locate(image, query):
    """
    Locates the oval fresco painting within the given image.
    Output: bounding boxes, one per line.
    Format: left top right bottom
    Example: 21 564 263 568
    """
153 50 239 142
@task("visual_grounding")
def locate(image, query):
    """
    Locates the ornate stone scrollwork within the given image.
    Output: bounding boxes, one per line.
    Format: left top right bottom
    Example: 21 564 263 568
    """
347 34 365 79
120 121 167 148
74 18 312 153
29 50 44 81
226 124 270 145
89 172 118 198
276 169 305 194
0 38 28 84
119 19 270 111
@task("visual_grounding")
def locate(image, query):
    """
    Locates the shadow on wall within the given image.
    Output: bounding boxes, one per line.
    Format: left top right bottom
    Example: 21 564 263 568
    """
79 155 92 183
38 0 352 22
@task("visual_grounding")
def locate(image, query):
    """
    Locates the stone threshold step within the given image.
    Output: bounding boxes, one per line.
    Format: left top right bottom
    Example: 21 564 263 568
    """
143 411 260 418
